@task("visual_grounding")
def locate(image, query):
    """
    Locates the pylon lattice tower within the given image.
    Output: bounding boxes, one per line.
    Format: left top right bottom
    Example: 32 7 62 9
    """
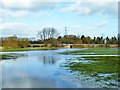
65 27 67 35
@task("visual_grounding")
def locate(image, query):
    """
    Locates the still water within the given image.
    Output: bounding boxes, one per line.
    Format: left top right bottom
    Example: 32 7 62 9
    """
0 49 118 88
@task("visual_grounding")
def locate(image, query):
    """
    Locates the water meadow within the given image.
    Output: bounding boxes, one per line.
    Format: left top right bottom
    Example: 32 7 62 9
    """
0 48 119 88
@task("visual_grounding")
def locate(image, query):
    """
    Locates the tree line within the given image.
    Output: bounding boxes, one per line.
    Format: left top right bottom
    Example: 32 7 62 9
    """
31 27 119 46
1 27 119 48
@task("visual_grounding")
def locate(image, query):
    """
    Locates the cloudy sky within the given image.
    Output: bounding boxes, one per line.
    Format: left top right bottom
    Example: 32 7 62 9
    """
0 0 118 38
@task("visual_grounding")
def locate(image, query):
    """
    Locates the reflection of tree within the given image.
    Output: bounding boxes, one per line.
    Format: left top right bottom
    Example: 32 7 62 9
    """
43 56 56 64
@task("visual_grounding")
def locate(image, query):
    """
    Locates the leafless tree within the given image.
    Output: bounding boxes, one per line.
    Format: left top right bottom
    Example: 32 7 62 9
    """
37 27 59 40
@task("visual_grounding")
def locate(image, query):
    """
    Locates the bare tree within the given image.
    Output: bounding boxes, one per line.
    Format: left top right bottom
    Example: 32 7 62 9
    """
37 27 59 40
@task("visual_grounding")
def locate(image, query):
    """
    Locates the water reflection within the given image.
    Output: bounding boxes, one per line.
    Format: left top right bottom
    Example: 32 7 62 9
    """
1 49 119 88
2 50 79 88
38 56 56 64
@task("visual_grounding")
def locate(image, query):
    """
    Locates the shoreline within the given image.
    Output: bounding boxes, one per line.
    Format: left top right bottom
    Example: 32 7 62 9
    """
0 47 64 52
0 47 118 52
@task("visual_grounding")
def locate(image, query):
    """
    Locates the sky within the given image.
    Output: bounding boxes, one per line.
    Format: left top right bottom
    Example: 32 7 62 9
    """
0 0 118 39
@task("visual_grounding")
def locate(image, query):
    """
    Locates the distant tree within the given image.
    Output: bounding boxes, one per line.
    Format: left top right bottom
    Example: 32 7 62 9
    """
18 38 29 48
3 36 19 49
75 40 82 44
81 35 85 40
100 36 104 44
57 36 62 40
3 36 29 49
118 34 120 47
106 36 110 44
46 38 60 47
0 37 3 46
110 36 117 44
37 27 59 41
93 37 96 44
96 37 101 44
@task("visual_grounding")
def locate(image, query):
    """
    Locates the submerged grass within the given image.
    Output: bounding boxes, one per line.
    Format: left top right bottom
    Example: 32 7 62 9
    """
67 56 119 73
62 56 119 87
0 54 27 60
60 48 118 55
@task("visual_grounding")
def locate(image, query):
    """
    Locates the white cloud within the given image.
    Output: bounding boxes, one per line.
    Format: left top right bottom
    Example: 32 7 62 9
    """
0 0 57 19
0 0 117 19
0 22 37 37
57 0 119 2
71 25 82 30
34 11 53 17
0 8 29 18
61 2 118 16
0 7 53 20
9 10 29 18
69 20 108 35
0 22 29 30
0 18 3 24
61 2 90 15
95 21 108 27
1 0 57 11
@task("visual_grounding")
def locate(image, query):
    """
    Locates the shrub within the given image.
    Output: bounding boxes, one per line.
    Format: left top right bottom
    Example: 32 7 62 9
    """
3 36 29 49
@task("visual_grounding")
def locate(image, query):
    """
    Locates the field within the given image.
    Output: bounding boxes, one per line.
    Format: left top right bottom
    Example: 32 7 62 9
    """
60 48 119 87
60 48 118 55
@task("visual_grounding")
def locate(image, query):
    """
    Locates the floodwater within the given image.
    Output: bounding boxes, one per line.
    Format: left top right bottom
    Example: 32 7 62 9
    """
0 49 119 88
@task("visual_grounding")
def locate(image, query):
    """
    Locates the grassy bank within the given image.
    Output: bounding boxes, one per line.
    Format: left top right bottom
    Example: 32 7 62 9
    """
1 47 63 52
60 48 118 55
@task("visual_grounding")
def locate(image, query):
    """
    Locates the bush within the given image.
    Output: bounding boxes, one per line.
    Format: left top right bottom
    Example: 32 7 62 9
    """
44 38 60 47
3 36 29 49
18 38 29 48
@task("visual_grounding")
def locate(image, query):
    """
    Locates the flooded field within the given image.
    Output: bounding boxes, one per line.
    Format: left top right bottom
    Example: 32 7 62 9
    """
0 48 119 88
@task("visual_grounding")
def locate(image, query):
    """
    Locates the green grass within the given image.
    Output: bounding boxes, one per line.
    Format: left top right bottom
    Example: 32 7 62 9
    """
60 48 118 55
0 54 27 60
67 56 119 73
60 48 119 87
62 56 119 87
1 47 63 52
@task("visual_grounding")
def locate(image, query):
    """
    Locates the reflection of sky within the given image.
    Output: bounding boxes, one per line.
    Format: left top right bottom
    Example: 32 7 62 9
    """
2 49 80 88
1 49 117 88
